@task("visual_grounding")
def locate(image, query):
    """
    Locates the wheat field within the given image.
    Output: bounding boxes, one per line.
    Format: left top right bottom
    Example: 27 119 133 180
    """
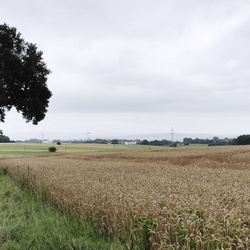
1 146 250 249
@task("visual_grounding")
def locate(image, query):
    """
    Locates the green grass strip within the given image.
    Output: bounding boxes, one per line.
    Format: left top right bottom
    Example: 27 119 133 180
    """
0 168 124 250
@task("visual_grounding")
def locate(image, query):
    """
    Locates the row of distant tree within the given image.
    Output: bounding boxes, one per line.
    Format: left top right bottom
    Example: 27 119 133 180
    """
2 131 250 146
96 136 250 146
183 135 250 146
230 135 250 145
139 139 177 146
183 137 231 146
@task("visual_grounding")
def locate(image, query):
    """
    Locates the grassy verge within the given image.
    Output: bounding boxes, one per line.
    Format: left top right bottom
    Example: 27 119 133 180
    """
0 168 124 250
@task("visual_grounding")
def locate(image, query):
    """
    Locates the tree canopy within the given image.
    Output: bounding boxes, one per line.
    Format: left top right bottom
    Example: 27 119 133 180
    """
0 23 52 125
232 135 250 145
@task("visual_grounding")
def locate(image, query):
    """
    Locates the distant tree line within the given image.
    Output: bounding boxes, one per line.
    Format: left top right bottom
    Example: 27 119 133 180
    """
230 135 250 145
140 139 173 146
183 137 213 145
83 138 174 146
184 135 250 146
183 137 232 146
0 130 12 142
4 132 250 146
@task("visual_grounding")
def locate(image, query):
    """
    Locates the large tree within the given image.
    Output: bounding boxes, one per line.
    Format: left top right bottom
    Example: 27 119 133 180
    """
0 23 52 125
234 135 250 145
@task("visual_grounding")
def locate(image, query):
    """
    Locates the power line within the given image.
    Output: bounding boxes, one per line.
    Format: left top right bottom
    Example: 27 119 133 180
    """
170 127 174 142
85 132 91 141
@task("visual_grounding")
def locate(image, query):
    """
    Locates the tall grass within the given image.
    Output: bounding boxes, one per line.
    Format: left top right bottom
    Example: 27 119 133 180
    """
0 167 124 249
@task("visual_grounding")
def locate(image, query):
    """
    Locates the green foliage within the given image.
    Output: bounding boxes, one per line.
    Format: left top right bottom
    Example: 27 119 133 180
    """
56 141 61 145
233 134 250 145
170 142 177 147
94 138 108 144
160 205 250 249
0 130 14 142
141 139 149 145
183 137 212 144
140 139 172 146
48 146 56 152
0 134 10 142
0 167 8 175
0 23 52 124
111 139 119 144
130 215 154 250
184 137 232 146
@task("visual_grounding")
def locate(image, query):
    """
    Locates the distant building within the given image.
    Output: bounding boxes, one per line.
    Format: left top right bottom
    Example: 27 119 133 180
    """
122 140 139 145
42 139 51 144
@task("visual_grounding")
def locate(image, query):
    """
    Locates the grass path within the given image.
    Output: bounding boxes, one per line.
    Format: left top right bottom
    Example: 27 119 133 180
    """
0 168 124 250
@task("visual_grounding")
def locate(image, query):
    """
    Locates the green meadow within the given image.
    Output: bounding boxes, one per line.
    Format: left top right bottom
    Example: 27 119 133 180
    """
0 142 159 157
0 142 207 158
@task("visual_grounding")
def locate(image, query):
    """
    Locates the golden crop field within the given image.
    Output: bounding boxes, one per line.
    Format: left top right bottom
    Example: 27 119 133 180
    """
1 146 250 249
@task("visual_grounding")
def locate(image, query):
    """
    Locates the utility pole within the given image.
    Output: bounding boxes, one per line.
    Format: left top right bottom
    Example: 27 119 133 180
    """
86 132 91 141
170 127 174 142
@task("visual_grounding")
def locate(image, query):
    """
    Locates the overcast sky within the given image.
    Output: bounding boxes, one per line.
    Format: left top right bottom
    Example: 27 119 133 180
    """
1 0 250 140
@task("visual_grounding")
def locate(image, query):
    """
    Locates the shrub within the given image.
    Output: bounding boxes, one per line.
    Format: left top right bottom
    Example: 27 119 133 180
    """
48 147 56 152
57 142 61 145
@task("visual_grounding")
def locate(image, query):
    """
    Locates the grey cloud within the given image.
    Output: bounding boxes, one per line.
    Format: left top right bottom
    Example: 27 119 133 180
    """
1 0 250 139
